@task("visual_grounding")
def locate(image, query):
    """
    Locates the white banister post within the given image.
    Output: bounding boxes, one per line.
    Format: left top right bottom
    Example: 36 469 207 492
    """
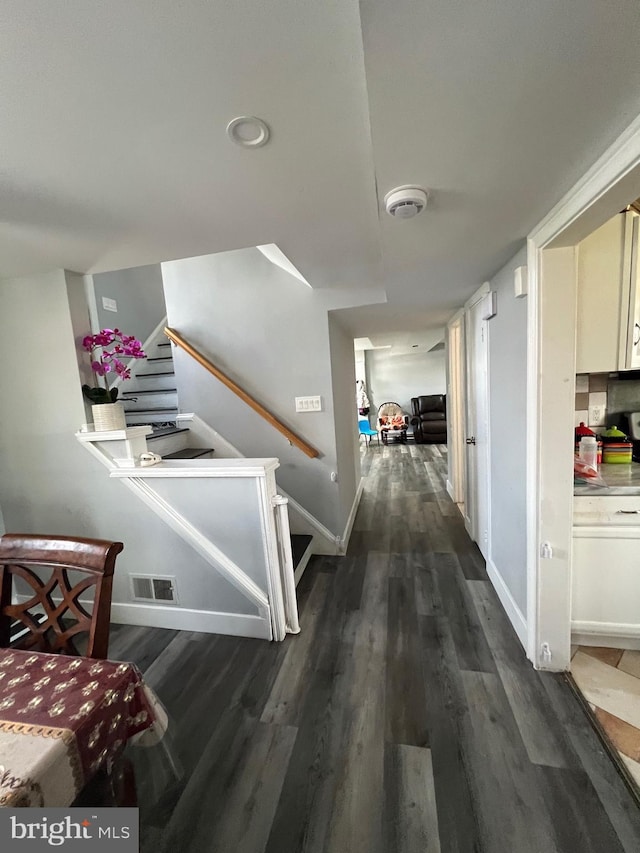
272 495 301 634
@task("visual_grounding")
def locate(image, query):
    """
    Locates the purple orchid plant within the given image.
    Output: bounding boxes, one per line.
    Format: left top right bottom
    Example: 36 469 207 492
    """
81 328 147 404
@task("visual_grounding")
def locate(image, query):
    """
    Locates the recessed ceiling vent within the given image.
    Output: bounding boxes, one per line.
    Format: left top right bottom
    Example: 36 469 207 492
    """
226 115 270 148
131 575 177 604
384 185 429 219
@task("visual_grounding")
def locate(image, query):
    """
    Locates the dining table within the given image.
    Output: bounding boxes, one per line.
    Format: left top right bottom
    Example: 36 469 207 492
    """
0 647 164 808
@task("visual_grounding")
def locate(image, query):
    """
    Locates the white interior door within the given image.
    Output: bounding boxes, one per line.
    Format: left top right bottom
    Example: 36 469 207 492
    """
465 296 490 558
446 313 466 509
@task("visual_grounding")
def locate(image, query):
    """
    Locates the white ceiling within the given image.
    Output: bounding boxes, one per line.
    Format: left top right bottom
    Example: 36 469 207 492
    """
3 1 640 342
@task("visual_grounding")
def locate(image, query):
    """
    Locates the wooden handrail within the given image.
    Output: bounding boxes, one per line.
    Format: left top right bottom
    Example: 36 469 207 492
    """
164 327 320 459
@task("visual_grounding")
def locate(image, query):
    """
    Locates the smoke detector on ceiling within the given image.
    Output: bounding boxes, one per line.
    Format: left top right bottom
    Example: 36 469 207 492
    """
384 186 429 219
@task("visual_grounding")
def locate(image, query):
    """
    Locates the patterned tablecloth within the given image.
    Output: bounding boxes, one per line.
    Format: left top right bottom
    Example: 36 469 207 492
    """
0 648 158 807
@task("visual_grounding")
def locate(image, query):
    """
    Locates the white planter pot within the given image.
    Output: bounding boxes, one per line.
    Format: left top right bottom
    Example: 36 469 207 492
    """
92 402 126 431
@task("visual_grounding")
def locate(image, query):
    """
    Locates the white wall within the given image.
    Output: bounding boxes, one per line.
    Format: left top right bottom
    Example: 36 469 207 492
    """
487 245 528 619
364 347 446 416
161 248 359 535
92 264 166 343
354 349 366 383
0 270 258 617
328 316 360 531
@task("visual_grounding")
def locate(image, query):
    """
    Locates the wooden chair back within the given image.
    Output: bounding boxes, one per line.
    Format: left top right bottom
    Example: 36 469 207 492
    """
0 534 124 659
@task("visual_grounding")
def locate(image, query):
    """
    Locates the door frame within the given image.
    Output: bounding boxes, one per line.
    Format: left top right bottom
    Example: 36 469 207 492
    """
527 112 640 670
463 283 491 552
446 308 466 508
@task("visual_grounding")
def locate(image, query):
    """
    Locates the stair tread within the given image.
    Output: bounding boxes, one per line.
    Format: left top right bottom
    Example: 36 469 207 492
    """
291 534 313 569
124 406 179 413
121 388 177 396
137 371 175 377
146 427 189 440
158 342 171 347
147 357 174 362
162 447 214 460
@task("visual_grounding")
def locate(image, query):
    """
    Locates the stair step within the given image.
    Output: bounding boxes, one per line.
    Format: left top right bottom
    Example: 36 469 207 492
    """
143 426 191 455
121 388 177 396
146 427 189 440
291 534 313 570
158 341 171 347
124 406 178 414
137 371 175 377
122 389 178 412
162 447 214 460
126 415 181 427
146 357 174 363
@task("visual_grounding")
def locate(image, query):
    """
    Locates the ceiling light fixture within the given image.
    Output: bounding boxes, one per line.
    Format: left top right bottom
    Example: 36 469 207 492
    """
226 116 270 148
384 185 429 219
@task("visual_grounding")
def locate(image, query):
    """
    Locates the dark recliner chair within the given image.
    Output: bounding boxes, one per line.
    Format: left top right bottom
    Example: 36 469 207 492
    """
410 395 447 444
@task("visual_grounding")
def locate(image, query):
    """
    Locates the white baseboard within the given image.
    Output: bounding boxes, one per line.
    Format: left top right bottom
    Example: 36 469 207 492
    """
339 478 364 555
486 557 528 650
572 620 640 650
446 479 455 501
110 602 272 639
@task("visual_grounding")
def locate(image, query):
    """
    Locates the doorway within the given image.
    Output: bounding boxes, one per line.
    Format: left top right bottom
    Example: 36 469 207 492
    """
445 311 465 513
463 288 491 559
528 125 640 672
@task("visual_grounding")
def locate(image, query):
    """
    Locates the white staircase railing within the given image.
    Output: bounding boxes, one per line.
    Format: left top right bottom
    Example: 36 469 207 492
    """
272 495 301 634
76 428 299 641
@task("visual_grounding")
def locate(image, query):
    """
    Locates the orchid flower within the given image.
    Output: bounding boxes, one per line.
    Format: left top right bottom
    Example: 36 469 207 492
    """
82 328 147 405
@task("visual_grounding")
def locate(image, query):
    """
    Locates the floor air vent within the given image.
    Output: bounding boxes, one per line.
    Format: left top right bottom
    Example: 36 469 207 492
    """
131 575 177 604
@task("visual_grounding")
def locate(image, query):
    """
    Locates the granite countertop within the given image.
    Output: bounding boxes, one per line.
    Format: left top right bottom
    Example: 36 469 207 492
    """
574 461 640 495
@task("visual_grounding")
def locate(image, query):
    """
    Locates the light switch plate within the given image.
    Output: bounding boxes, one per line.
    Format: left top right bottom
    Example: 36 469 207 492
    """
102 297 118 312
295 396 322 412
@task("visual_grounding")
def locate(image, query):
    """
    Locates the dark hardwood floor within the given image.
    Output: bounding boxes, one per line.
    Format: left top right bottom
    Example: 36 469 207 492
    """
107 443 640 852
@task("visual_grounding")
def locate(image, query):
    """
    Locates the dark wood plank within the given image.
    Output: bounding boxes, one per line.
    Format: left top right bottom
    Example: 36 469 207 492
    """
386 577 429 747
535 765 627 853
264 551 387 853
261 571 334 726
459 670 558 852
541 673 640 853
431 554 497 673
443 515 486 580
468 578 580 768
384 743 442 853
418 615 482 853
205 723 298 853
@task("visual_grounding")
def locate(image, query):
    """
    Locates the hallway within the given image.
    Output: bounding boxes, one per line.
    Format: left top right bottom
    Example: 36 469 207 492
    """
114 443 640 852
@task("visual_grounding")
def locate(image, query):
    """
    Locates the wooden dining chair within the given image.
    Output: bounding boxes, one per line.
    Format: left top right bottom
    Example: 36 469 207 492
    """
0 533 124 659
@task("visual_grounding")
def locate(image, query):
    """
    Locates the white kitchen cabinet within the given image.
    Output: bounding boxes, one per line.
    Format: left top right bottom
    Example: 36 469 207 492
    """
576 210 640 373
625 213 640 368
572 494 640 646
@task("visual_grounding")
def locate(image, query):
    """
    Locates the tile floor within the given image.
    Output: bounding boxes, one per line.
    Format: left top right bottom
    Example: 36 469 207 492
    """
572 646 640 790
